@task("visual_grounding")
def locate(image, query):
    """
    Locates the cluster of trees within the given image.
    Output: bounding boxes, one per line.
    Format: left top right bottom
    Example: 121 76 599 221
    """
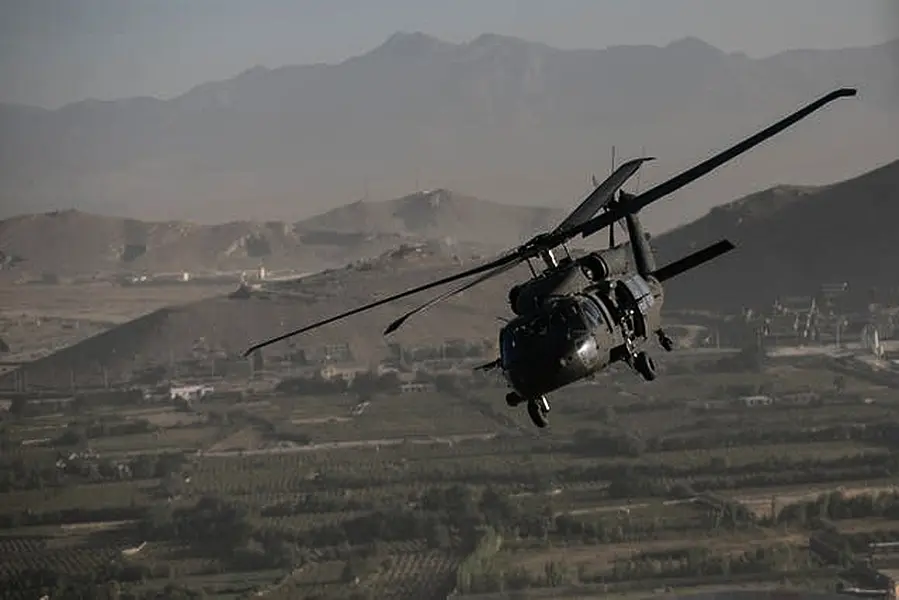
645 422 899 454
562 420 899 461
0 563 203 600
139 496 294 571
215 408 312 445
0 452 187 493
558 450 899 498
455 526 504 593
600 543 808 583
455 540 808 594
53 418 158 447
0 451 186 511
57 450 186 482
0 505 146 529
777 490 899 525
567 429 647 458
229 442 896 505
0 561 172 600
260 484 552 551
261 493 372 517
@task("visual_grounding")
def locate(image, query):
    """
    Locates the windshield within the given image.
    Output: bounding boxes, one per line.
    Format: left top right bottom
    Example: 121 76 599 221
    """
579 294 612 332
501 299 587 364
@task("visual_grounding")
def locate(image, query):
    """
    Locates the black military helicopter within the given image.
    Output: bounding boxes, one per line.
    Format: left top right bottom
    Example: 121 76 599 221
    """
245 88 856 428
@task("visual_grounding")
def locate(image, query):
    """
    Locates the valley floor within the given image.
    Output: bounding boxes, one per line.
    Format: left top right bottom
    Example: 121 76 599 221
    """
2 349 899 599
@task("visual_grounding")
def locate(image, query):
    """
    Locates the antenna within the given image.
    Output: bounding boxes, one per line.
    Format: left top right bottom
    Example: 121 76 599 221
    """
609 145 618 248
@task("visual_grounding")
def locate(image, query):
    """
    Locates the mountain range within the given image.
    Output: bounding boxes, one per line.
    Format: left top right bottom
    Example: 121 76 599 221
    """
2 32 897 232
4 157 898 388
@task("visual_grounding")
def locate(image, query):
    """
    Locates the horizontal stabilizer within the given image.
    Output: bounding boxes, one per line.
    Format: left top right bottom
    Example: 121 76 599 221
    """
652 240 735 282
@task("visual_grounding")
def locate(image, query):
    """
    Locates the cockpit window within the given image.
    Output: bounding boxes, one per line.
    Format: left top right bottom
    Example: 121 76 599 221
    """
501 299 588 364
582 293 614 332
552 299 587 336
579 297 602 329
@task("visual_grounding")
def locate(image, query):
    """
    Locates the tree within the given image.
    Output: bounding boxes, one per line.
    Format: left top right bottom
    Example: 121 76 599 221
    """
9 397 26 416
341 560 361 584
833 375 846 394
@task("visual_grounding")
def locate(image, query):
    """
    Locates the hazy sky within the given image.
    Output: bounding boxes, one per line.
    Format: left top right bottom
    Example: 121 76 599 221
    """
2 0 897 109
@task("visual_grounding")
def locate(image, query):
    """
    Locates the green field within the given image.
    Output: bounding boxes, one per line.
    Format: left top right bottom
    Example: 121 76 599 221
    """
2 356 898 599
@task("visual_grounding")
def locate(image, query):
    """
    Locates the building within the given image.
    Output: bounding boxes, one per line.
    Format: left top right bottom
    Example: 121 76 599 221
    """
169 384 214 402
400 381 436 394
739 395 774 407
319 365 368 382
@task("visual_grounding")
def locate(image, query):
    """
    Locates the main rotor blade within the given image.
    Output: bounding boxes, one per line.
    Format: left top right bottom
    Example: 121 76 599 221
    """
652 239 736 282
242 251 521 356
384 258 523 335
552 157 654 235
571 87 857 240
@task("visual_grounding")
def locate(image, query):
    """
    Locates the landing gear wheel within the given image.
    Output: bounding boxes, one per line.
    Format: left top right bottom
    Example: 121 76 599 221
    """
527 396 550 428
634 351 657 381
506 392 524 407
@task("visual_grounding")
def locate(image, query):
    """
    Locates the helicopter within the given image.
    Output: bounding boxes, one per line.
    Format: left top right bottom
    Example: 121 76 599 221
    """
244 87 857 429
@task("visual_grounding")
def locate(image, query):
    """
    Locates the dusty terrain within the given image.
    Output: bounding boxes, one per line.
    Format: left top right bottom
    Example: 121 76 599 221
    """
0 189 550 279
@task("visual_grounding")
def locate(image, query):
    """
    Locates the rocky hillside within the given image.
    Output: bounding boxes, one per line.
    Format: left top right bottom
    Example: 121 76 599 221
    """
653 158 899 309
0 189 562 278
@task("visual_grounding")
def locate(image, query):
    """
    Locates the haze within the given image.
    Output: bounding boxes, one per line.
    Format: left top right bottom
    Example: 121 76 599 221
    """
1 0 898 232
4 5 899 598
2 0 896 109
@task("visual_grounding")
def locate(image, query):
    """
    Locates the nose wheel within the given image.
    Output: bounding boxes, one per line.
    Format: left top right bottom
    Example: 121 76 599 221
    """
634 351 657 381
526 395 550 428
506 391 550 428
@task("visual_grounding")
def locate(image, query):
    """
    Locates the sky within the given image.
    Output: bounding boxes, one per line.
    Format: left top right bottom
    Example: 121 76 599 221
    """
1 0 897 109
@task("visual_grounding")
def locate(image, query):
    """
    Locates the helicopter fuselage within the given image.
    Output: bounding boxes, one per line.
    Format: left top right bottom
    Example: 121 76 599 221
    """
498 254 665 400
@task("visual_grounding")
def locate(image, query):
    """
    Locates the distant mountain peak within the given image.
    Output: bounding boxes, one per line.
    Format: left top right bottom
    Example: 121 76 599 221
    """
235 65 270 78
469 33 526 47
665 36 725 55
373 31 447 57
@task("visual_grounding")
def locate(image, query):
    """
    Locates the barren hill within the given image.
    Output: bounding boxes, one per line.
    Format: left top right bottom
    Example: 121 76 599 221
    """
0 190 561 278
4 241 533 388
297 188 562 245
1 33 897 230
653 158 899 309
